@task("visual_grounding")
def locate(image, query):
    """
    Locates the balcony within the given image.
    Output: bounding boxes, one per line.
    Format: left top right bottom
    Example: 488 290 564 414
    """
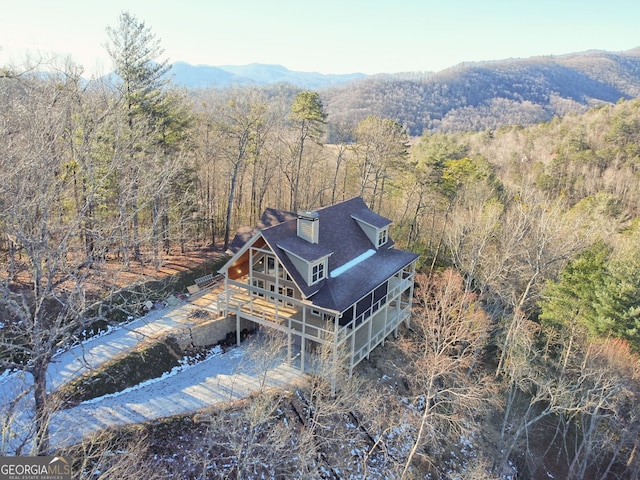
218 282 338 345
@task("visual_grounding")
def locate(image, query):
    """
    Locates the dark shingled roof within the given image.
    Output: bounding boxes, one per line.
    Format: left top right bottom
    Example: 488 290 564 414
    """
312 247 418 312
277 236 333 263
351 209 392 229
229 197 419 312
228 208 297 253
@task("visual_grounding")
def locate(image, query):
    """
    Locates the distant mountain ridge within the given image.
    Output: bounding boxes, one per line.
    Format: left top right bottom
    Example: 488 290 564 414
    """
167 48 640 135
170 62 367 89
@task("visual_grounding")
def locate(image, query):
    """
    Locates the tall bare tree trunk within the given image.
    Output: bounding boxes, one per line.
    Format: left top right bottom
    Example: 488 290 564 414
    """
32 357 51 454
224 159 241 251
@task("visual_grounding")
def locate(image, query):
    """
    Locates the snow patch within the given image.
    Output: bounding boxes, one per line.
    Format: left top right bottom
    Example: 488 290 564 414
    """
80 345 224 405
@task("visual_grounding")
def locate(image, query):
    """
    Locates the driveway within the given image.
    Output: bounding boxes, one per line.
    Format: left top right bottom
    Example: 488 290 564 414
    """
49 343 301 448
1 290 219 401
0 288 302 452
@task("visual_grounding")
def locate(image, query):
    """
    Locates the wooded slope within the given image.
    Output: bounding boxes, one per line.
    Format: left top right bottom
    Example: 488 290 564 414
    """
322 48 640 135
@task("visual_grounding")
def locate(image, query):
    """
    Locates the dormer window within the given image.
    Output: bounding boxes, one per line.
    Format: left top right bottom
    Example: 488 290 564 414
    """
311 260 326 284
277 235 333 287
351 210 392 250
377 227 388 247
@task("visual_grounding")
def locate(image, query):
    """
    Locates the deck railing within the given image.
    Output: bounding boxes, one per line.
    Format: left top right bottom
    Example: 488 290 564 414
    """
336 275 413 335
218 283 337 343
350 307 411 368
219 269 414 370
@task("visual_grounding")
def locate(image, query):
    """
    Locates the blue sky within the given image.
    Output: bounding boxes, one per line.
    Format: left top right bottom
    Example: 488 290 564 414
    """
1 0 638 75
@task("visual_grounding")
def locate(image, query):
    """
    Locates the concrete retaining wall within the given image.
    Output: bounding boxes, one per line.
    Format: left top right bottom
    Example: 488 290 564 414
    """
171 315 254 350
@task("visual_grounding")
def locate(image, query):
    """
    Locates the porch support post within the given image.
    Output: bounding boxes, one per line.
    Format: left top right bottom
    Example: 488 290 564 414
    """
249 247 253 286
383 283 390 346
394 299 398 337
405 262 416 329
366 312 372 360
349 304 356 376
332 314 340 393
287 316 292 365
236 309 241 346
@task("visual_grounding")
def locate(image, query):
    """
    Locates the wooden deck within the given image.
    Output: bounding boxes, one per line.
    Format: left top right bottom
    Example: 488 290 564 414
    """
221 288 337 343
217 264 415 376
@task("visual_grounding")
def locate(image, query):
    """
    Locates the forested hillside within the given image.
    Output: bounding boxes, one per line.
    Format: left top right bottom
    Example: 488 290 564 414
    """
1 13 639 478
323 48 640 135
162 48 640 137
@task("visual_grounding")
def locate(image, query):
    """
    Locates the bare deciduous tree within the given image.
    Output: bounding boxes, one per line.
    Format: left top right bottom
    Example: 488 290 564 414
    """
398 270 495 479
0 67 114 454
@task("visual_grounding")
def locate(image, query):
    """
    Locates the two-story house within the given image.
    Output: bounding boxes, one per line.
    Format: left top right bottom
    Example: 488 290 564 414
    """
217 197 418 375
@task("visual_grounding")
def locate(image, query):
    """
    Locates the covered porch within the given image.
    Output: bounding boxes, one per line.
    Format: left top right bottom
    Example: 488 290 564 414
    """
218 279 341 372
217 259 415 375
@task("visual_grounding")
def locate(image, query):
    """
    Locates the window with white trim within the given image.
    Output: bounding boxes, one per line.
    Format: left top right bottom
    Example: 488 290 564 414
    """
278 286 295 306
252 255 265 272
252 279 265 297
311 309 331 321
377 227 388 247
311 260 325 284
267 256 276 275
278 267 292 281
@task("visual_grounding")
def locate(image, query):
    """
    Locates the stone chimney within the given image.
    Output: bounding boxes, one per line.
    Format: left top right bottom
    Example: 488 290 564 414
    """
297 210 319 243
